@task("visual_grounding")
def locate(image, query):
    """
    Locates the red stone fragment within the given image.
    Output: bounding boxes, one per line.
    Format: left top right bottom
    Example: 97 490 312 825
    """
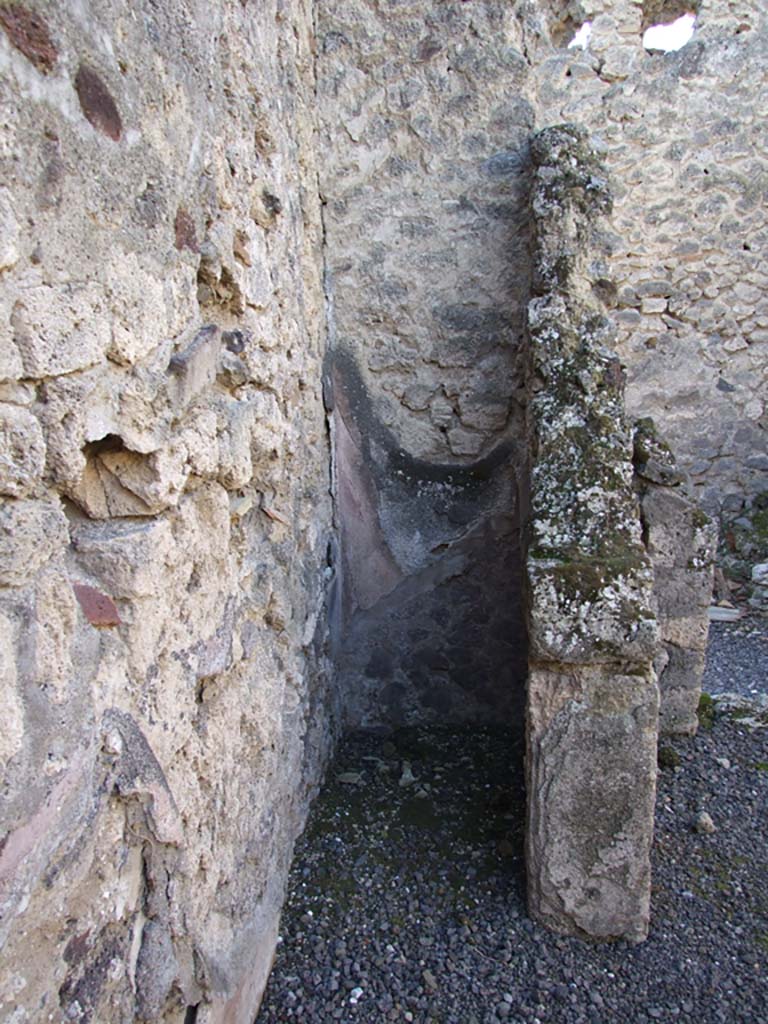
0 4 57 73
74 64 122 142
72 583 121 628
174 206 198 252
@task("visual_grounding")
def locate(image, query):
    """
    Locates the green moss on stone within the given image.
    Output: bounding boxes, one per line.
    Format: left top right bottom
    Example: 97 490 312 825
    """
698 692 715 730
658 745 681 769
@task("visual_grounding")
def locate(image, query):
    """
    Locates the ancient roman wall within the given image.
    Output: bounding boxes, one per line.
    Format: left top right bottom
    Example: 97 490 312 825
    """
316 0 534 730
1 0 766 1020
0 3 334 1022
532 0 768 523
314 0 768 730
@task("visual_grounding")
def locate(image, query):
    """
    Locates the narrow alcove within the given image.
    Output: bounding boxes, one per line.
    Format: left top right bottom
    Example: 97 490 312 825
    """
257 102 535 1011
327 348 528 738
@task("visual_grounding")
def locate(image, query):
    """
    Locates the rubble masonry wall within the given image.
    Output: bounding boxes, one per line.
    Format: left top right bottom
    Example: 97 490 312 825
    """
0 3 333 1022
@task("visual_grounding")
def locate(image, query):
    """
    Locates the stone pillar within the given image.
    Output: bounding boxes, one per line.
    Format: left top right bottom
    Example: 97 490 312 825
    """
524 125 660 943
632 419 718 736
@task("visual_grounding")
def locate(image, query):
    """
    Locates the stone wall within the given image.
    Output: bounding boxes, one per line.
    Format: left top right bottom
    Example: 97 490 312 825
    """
1 1 765 1019
317 0 768 623
0 3 333 1023
633 419 718 735
531 0 768 522
315 0 767 730
316 0 768 520
317 0 533 731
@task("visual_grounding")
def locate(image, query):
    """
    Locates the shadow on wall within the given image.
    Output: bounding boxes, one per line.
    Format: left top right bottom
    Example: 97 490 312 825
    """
327 349 527 734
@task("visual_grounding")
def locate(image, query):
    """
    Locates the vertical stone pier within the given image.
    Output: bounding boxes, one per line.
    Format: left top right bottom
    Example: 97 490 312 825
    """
524 126 660 942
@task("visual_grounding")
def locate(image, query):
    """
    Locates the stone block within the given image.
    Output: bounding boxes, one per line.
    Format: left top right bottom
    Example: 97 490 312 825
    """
527 557 658 666
447 425 483 457
70 441 188 519
0 498 68 587
167 325 221 411
457 393 509 432
636 436 717 735
216 397 256 490
0 611 24 767
12 285 109 377
652 566 714 622
32 572 78 701
34 368 115 493
660 612 709 652
0 404 45 497
0 380 34 404
526 666 659 942
100 444 188 514
71 517 176 599
105 255 173 366
179 407 219 477
0 188 20 273
658 644 705 736
0 331 23 383
103 708 183 846
641 488 703 565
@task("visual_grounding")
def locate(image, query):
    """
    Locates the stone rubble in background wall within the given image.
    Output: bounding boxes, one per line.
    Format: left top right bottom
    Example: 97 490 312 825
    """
316 0 768 523
317 0 535 462
316 0 768 597
524 125 660 943
0 3 334 1023
529 0 768 530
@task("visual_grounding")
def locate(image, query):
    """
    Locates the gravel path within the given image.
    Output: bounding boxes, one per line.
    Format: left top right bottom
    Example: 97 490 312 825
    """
703 615 768 699
257 635 768 1024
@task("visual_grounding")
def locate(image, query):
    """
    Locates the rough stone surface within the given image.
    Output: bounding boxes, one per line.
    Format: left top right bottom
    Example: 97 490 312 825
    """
634 419 718 735
315 0 768 592
1 2 766 1020
524 125 659 943
530 0 768 535
0 5 333 1024
317 0 532 464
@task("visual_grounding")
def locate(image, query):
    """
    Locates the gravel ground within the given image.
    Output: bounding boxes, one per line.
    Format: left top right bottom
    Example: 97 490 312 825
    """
703 615 768 699
257 630 768 1024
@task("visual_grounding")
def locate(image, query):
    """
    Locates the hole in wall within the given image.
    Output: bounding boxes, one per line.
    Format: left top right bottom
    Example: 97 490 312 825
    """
546 2 585 48
563 8 696 52
82 433 127 460
643 12 696 52
567 21 592 50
